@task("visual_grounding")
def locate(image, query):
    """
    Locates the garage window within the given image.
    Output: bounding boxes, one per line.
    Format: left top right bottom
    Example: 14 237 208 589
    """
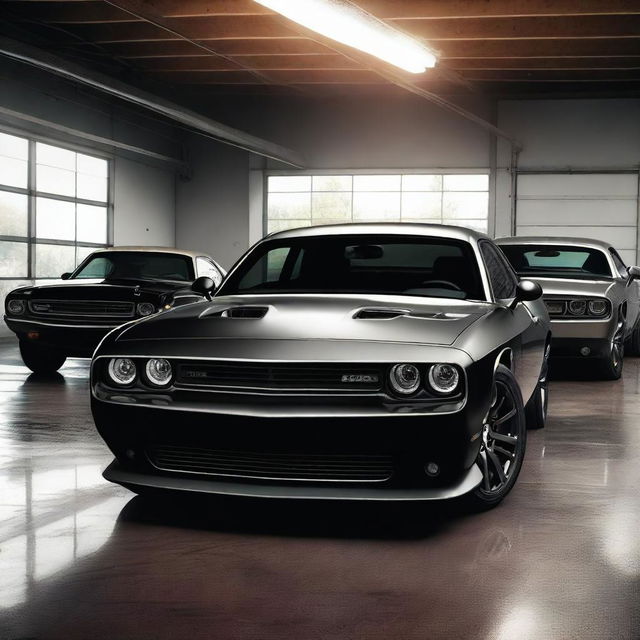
0 131 111 279
266 173 489 235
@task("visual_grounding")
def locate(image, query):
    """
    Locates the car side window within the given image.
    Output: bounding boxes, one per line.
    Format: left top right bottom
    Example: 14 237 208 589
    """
480 242 518 300
196 257 223 288
609 249 628 279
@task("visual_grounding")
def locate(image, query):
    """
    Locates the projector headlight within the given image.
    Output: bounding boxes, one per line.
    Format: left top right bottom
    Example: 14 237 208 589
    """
428 364 460 395
107 358 136 385
136 302 156 317
145 358 172 387
588 299 608 316
389 363 421 395
7 299 25 315
568 300 587 316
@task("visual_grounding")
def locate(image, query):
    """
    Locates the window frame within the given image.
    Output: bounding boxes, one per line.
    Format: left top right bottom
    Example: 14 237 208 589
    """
479 239 519 302
0 127 113 280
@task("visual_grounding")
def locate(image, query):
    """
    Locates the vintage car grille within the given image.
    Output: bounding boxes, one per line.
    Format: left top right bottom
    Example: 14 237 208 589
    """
175 361 384 392
28 299 135 320
147 445 394 482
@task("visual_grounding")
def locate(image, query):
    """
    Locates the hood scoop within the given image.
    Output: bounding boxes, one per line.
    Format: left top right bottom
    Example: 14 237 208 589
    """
353 308 410 320
208 306 270 319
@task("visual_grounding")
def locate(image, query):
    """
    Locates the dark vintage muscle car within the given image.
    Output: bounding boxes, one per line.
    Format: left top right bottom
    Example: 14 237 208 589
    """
91 224 550 509
4 247 225 373
497 236 640 380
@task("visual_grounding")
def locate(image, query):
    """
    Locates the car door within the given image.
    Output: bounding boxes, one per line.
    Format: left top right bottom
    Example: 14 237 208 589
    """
610 248 640 332
481 240 547 402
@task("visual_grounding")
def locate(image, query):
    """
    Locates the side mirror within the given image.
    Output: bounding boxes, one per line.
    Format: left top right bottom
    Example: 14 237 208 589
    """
627 266 640 281
508 279 542 310
192 276 216 300
61 272 72 280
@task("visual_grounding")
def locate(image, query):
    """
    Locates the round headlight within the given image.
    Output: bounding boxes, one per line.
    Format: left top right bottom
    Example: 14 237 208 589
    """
389 363 421 395
428 364 460 395
568 300 587 316
7 299 25 315
107 358 136 385
145 358 172 386
137 302 156 317
588 299 608 316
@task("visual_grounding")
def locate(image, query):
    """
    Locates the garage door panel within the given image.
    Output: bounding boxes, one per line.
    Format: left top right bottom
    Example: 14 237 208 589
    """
517 225 635 250
518 174 638 198
618 250 637 266
517 199 636 227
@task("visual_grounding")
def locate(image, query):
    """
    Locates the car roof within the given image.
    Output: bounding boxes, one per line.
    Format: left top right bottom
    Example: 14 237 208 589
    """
265 222 490 243
495 236 613 251
90 246 208 260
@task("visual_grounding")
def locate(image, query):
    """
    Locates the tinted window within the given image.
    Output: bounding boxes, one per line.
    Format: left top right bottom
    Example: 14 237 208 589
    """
218 235 486 301
480 242 518 299
73 252 194 281
500 245 613 279
196 257 223 287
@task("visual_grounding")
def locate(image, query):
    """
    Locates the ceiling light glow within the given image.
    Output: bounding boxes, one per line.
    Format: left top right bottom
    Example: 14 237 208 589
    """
254 0 437 73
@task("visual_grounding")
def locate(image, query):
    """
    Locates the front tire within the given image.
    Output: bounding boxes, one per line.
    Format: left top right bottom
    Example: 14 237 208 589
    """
465 364 527 511
19 341 66 374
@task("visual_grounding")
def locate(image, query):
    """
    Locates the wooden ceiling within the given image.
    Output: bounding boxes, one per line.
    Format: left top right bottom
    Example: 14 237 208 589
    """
2 0 640 98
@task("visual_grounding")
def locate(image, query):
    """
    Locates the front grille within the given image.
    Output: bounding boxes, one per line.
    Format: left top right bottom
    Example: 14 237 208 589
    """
29 299 135 320
147 445 394 482
176 361 384 392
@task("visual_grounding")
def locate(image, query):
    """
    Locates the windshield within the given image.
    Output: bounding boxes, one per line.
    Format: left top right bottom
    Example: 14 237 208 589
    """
500 244 613 279
218 234 486 300
72 251 194 282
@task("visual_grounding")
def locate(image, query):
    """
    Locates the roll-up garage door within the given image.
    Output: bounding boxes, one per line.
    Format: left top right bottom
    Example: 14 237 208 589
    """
515 173 639 266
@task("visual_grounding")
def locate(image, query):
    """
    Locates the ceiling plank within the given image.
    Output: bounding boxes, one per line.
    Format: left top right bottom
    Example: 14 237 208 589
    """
449 57 640 70
461 69 640 81
1 1 141 23
151 69 387 84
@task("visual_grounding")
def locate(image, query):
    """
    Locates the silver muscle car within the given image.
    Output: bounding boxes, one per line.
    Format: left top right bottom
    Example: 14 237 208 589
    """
91 224 550 510
497 237 640 380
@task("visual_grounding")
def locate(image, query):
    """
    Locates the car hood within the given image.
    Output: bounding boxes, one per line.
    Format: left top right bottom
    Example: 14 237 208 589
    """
14 278 189 300
117 293 493 347
527 277 616 298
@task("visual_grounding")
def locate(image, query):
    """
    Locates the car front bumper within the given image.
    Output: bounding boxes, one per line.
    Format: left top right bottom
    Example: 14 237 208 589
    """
4 316 117 357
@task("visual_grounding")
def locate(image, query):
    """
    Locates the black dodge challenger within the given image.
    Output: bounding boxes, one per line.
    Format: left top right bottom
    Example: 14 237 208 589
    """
4 247 225 373
91 224 550 509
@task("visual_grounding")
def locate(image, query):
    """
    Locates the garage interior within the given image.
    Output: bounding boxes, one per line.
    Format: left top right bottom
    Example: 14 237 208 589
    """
1 1 640 638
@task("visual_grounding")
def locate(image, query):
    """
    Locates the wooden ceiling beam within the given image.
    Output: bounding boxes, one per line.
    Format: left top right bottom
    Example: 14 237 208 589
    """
462 69 640 81
449 57 640 70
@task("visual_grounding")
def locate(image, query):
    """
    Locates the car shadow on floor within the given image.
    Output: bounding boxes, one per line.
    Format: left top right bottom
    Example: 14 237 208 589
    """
117 492 476 541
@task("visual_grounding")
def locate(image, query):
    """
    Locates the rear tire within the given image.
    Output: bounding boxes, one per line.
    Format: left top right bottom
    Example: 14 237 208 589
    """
19 341 66 374
464 364 527 511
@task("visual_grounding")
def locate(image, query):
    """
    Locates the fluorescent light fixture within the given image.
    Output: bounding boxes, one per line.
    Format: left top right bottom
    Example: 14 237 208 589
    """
254 0 437 73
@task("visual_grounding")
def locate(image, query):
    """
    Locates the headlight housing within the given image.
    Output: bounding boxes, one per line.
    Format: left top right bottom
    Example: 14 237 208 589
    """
6 299 25 315
567 300 587 316
107 358 136 385
145 358 173 387
428 364 460 395
136 302 156 317
588 299 608 316
388 363 420 395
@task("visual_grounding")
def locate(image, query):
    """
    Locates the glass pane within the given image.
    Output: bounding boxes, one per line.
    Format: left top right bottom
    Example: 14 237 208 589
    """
77 173 107 202
0 190 28 237
268 192 310 220
312 175 352 191
36 197 75 241
443 192 488 220
267 219 311 233
0 156 28 189
401 192 442 220
353 192 400 221
402 175 442 191
353 175 401 192
36 165 75 197
36 142 76 170
77 204 107 243
76 245 97 267
77 153 108 177
268 176 311 192
0 132 28 160
35 243 76 278
311 192 351 221
0 240 28 277
443 174 489 191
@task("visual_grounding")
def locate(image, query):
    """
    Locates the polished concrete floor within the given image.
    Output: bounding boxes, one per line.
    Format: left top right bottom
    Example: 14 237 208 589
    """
1 340 639 640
